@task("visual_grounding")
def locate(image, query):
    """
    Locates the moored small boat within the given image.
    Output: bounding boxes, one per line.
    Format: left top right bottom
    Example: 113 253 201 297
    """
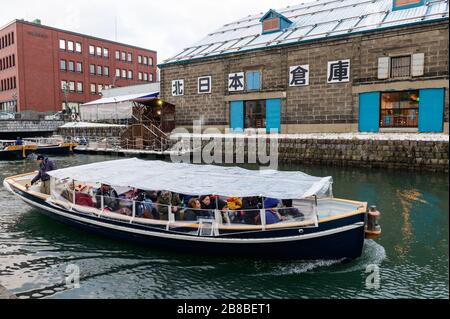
24 137 78 155
0 141 38 160
3 158 381 260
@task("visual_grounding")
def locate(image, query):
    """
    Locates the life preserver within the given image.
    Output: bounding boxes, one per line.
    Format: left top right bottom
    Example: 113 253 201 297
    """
71 113 77 121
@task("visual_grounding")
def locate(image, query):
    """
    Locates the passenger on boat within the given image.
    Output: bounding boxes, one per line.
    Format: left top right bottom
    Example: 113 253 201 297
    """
15 137 23 146
117 189 135 216
184 198 212 221
157 191 182 221
258 198 286 225
240 196 263 225
29 155 57 195
199 195 216 218
94 184 119 212
135 190 159 220
279 199 304 219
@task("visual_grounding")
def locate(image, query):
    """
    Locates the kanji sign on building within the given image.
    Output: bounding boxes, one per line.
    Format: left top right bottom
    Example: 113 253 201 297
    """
198 76 212 94
228 72 244 92
172 80 184 96
327 60 350 83
289 65 310 86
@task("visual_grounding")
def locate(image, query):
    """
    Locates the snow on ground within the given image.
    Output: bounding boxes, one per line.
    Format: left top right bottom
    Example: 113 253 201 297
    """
59 122 126 128
171 132 449 142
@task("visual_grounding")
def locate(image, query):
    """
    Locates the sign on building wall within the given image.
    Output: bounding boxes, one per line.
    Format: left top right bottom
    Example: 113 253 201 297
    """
228 72 245 92
289 65 310 86
198 76 212 94
172 80 184 96
327 59 350 83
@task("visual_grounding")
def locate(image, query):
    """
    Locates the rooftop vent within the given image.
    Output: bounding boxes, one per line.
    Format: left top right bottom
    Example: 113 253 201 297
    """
260 9 293 34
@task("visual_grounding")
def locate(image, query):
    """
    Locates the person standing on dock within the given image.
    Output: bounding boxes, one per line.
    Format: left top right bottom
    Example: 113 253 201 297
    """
29 155 57 195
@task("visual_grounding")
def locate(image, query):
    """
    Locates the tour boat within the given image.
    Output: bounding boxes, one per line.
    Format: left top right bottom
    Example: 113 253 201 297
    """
0 141 38 160
3 158 381 260
24 137 78 155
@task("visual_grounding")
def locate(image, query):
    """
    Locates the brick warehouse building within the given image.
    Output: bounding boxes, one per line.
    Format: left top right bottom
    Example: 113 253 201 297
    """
0 19 157 116
159 0 449 134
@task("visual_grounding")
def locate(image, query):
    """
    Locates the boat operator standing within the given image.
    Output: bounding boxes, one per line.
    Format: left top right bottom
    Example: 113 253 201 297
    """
27 155 57 195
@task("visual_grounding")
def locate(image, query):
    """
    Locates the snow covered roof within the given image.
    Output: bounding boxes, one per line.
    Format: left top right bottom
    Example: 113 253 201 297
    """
81 92 159 106
161 0 449 65
47 158 333 199
59 122 126 128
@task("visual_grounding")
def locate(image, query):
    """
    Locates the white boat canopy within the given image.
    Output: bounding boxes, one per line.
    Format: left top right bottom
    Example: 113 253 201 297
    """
47 158 333 199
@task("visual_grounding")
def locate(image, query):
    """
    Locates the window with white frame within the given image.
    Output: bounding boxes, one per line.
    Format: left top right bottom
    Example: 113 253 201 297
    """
122 69 126 78
138 72 142 80
69 81 75 92
76 62 82 73
75 42 82 53
121 51 126 61
96 47 102 56
97 65 102 76
115 50 120 60
59 39 66 50
127 53 132 62
77 82 83 93
89 45 95 55
103 48 109 58
116 68 121 78
90 83 96 94
138 55 142 64
143 73 148 81
60 60 67 71
128 70 133 79
104 66 109 77
67 41 74 52
143 56 148 65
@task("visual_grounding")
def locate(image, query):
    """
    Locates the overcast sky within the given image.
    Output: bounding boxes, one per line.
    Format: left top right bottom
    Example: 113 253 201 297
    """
0 0 315 62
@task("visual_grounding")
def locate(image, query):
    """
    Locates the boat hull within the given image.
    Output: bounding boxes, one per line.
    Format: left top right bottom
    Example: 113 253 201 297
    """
0 149 34 160
36 145 74 156
6 182 366 260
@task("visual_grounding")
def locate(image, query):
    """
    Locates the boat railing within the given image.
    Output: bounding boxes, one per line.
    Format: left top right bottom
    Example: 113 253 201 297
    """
49 180 319 234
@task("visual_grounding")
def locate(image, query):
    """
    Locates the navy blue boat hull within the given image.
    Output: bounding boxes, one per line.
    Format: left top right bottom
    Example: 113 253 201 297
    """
0 149 34 160
9 184 366 260
36 145 74 156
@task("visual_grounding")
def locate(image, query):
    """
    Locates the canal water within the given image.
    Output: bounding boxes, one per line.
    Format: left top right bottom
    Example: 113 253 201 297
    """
0 154 448 299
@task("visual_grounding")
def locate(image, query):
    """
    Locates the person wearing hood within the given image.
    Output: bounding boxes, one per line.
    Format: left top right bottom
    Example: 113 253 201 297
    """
263 198 286 225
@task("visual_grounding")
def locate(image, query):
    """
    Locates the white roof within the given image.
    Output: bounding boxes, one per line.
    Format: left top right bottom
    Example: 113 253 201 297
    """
47 158 333 199
162 0 449 64
82 92 159 106
59 122 126 128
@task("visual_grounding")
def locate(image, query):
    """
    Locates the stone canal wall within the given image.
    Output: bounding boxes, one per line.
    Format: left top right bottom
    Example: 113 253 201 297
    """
182 134 449 172
276 138 449 172
0 120 64 133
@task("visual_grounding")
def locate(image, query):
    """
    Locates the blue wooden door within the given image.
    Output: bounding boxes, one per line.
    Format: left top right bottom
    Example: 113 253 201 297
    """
266 98 281 133
230 101 244 132
359 92 380 132
418 88 445 133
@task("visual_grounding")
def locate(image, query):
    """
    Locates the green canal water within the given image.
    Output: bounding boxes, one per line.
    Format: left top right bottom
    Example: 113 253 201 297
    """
0 154 448 299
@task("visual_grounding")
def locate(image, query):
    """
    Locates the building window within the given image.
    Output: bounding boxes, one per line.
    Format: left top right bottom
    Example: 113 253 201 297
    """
115 50 120 60
104 66 109 77
143 73 148 81
143 56 148 65
75 42 82 53
69 81 75 92
90 83 96 94
122 69 127 78
128 70 133 79
149 57 153 66
116 68 121 78
60 59 67 71
67 41 74 52
380 91 419 128
244 100 266 129
77 82 83 93
138 55 142 64
68 61 75 72
246 71 262 91
121 51 126 61
263 18 280 33
76 62 83 73
97 65 103 76
89 45 95 55
90 64 96 75
97 84 103 93
127 53 132 62
96 47 102 57
150 73 153 82
59 39 66 50
61 80 67 91
391 55 411 78
103 48 109 58
138 72 142 80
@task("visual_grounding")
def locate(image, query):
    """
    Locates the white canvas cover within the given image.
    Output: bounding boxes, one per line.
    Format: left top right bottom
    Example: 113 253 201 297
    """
47 158 333 200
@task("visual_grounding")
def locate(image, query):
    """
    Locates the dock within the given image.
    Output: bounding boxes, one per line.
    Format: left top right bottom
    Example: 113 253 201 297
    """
0 284 17 299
